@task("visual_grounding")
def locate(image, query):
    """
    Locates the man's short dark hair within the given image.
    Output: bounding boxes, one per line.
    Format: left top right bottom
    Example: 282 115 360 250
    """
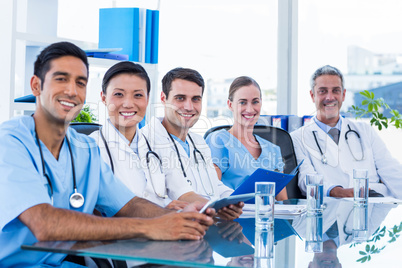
161 67 204 98
102 61 151 95
34 42 89 84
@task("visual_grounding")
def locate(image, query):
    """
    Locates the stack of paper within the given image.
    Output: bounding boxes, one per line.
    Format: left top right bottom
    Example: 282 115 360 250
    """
241 204 307 218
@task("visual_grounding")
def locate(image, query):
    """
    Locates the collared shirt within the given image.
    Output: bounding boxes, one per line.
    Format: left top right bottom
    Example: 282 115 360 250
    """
313 116 343 196
313 116 343 139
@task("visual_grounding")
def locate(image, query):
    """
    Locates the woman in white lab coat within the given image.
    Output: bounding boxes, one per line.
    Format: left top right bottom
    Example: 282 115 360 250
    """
90 62 194 209
291 117 402 198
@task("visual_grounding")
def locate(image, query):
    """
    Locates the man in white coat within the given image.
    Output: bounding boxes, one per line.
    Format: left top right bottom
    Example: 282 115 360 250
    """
142 67 243 220
291 65 402 198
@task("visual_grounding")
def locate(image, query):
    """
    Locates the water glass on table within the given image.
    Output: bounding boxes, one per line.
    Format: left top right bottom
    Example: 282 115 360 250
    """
353 169 368 207
255 182 275 229
306 174 324 214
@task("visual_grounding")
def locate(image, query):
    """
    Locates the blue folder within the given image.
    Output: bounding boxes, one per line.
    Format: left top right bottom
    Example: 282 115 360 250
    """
231 160 303 204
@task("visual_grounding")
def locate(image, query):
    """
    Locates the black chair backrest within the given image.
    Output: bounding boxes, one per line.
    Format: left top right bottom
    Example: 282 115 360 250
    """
69 122 102 136
204 125 304 199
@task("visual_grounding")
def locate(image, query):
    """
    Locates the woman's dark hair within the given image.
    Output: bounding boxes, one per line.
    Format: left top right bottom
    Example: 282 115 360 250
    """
102 61 151 95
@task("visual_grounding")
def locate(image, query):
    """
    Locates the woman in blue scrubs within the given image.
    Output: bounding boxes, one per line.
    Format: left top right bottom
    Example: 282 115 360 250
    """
205 76 288 200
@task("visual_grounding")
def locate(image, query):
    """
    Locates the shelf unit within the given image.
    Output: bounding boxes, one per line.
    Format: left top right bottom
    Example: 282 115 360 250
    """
3 0 158 125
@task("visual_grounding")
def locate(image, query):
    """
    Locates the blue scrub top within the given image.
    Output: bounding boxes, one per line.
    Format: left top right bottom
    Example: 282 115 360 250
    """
0 116 135 267
205 129 284 190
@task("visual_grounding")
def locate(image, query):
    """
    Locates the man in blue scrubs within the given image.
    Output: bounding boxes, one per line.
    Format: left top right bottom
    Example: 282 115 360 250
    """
0 42 213 267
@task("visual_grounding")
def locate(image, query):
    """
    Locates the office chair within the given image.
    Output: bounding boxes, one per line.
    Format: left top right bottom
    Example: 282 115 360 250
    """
69 122 102 135
204 125 305 199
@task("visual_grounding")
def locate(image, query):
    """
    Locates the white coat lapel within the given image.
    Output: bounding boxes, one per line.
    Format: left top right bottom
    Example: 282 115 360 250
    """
301 121 340 167
105 120 139 163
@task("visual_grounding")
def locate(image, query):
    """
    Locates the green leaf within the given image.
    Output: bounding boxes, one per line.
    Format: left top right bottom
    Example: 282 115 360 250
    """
362 100 369 105
360 250 367 255
360 90 370 98
357 256 368 263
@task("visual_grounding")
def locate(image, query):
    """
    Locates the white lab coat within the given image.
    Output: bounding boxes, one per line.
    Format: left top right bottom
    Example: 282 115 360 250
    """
89 119 193 207
291 118 402 198
141 117 234 202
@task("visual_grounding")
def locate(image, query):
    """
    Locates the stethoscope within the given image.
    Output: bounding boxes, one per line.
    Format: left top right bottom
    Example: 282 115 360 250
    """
34 125 85 208
100 128 168 199
166 132 215 197
312 124 364 164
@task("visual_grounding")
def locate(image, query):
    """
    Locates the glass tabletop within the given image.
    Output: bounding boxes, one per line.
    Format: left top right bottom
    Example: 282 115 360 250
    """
21 198 402 267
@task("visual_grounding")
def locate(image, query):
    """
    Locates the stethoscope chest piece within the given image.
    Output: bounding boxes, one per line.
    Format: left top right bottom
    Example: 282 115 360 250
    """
70 189 85 208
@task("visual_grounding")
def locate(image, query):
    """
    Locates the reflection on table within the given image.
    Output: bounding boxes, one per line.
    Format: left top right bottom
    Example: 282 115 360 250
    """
22 198 402 268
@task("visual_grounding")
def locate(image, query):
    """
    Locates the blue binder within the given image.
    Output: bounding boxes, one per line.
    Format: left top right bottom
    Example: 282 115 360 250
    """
150 10 159 64
144 9 153 63
99 8 140 62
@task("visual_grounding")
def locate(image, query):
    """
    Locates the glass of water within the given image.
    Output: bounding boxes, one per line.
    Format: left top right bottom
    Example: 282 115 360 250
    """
255 182 275 229
353 169 368 207
306 174 324 214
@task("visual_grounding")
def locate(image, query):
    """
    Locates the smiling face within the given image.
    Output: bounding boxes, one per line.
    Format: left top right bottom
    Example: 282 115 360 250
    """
31 55 88 125
161 78 202 139
311 74 346 127
228 84 261 129
102 74 148 138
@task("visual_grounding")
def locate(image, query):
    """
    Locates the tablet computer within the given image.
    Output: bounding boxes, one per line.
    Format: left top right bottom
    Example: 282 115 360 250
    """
199 193 255 213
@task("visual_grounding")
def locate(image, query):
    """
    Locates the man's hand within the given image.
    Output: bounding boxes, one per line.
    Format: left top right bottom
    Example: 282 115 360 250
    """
329 187 354 197
143 212 214 241
165 200 189 210
217 202 244 221
183 201 216 218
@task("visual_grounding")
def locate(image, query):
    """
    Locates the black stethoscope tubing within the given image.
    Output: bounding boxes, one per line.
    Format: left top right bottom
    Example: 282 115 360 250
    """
167 132 187 178
312 124 364 164
100 128 162 174
166 131 214 196
34 126 84 208
100 127 167 198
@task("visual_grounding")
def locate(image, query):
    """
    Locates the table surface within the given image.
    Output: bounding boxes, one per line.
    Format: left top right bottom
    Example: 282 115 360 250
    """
22 198 402 268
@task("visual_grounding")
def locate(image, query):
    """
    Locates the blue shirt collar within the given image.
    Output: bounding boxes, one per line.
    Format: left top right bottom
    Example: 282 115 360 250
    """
313 116 342 134
171 134 190 157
